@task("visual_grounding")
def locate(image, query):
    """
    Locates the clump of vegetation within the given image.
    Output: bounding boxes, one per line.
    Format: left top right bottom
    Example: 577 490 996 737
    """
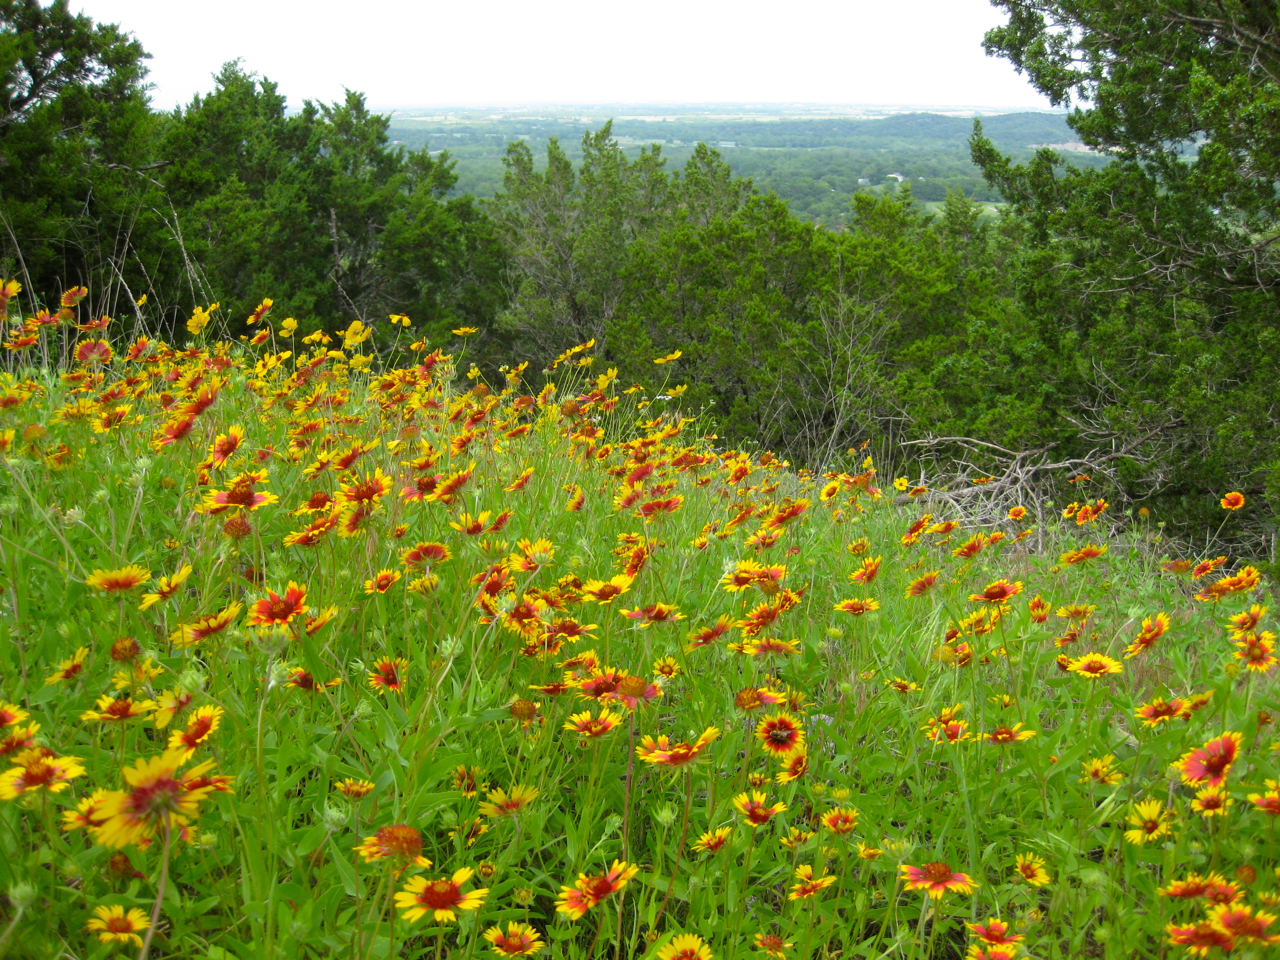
0 289 1274 959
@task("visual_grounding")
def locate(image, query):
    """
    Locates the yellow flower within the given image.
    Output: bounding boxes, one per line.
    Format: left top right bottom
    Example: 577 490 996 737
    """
87 904 150 947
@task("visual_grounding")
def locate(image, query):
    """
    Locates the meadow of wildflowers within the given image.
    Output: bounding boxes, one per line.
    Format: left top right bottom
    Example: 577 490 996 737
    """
0 285 1276 959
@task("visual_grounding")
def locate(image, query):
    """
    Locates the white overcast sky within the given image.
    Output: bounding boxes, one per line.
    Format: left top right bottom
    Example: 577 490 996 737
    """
75 0 1051 111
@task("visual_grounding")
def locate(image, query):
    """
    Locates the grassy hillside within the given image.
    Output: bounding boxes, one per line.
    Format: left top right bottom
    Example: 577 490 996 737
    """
0 297 1273 958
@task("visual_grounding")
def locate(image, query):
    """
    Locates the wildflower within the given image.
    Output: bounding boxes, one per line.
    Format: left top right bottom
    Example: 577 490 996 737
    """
1014 853 1050 886
821 807 860 835
247 582 309 629
923 720 970 745
1067 652 1122 679
969 579 1023 604
0 748 86 799
967 918 1023 946
1124 798 1173 845
850 555 882 584
396 869 488 923
776 750 809 784
754 932 794 957
367 657 408 695
900 861 978 899
555 860 638 919
87 904 150 947
905 572 940 597
620 602 685 626
168 705 223 761
45 646 88 683
1028 595 1050 622
1158 873 1215 899
656 934 712 960
886 677 920 694
1060 544 1107 565
139 564 193 611
856 842 882 859
636 728 719 768
694 827 732 853
337 778 375 799
686 614 737 650
653 656 682 678
1235 632 1278 672
834 598 879 616
1221 491 1246 510
363 569 402 594
564 709 621 740
93 747 219 847
789 863 837 899
755 712 805 759
1227 605 1267 638
733 790 786 827
451 766 487 798
355 824 431 868
483 922 545 956
86 564 151 592
1135 698 1188 727
1207 903 1280 944
582 574 634 603
1191 784 1233 817
1123 612 1171 658
479 785 538 818
1175 732 1243 787
80 694 155 723
1165 921 1235 956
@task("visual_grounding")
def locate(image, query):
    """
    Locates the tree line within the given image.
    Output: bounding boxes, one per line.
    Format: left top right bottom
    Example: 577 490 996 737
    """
2 0 1276 555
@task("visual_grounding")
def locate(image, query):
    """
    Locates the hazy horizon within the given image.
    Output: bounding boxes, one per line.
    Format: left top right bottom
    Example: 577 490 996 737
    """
74 0 1054 113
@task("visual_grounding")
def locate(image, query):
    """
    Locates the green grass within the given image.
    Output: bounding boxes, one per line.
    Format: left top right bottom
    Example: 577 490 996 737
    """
0 312 1274 960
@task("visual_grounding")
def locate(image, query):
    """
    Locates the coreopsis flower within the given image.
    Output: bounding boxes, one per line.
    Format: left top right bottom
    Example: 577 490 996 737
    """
779 826 815 850
451 766 487 798
1028 595 1050 622
1226 604 1267 638
755 712 805 759
401 541 451 567
1122 611 1172 660
62 789 111 832
563 709 620 740
1014 853 1050 886
0 723 38 758
86 564 151 592
636 728 720 768
693 827 732 853
1135 698 1188 728
479 785 538 818
1192 784 1234 817
1067 652 1122 679
368 657 408 695
834 598 879 616
1175 732 1243 788
788 864 836 900
93 747 219 847
80 694 155 723
900 861 978 899
905 572 940 597
620 602 685 626
483 922 545 956
284 667 341 693
1221 491 1246 510
968 918 1023 946
336 468 392 508
1207 903 1280 944
336 778 375 799
653 656 682 679
555 860 639 919
1080 757 1121 788
969 579 1023 604
247 582 309 628
1235 632 1278 672
984 724 1036 745
775 751 809 784
1247 781 1280 815
820 807 860 835
923 720 970 745
1124 798 1173 845
45 646 88 684
732 790 786 827
355 824 431 869
396 868 488 923
856 842 883 860
581 574 634 604
656 934 712 960
167 705 223 761
0 704 27 728
1060 544 1107 565
1158 872 1216 899
886 678 920 694
363 569 402 594
1165 920 1235 955
0 748 86 799
608 674 663 710
754 932 794 958
87 904 150 947
138 564 193 611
